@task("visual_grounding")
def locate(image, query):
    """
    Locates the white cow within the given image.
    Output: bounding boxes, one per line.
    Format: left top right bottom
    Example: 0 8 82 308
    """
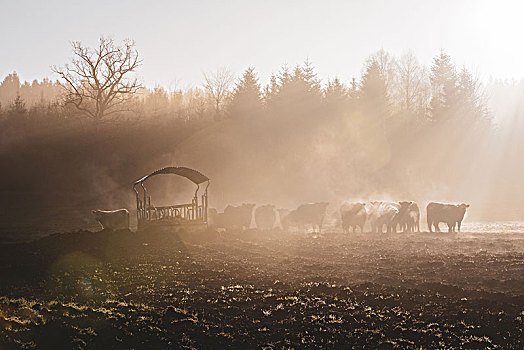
367 201 400 233
92 209 129 230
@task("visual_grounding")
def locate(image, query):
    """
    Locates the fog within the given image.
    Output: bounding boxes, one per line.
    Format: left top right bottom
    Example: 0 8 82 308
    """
2 2 524 345
1 47 523 236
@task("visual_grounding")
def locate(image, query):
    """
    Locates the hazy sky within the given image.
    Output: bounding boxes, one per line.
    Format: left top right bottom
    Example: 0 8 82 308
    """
1 0 523 90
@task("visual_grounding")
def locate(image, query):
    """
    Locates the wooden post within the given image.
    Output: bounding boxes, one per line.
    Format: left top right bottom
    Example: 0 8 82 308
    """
148 196 151 222
201 194 205 221
204 189 208 222
194 196 198 220
142 184 147 223
136 197 140 225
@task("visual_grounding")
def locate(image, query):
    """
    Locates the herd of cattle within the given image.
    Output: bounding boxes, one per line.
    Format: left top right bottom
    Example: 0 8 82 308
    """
91 201 469 233
207 201 470 234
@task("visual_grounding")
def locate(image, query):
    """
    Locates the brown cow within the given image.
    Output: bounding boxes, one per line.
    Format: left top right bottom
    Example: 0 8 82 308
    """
255 205 276 230
222 203 256 230
340 202 367 233
397 201 420 232
427 202 469 233
207 208 224 229
281 202 329 233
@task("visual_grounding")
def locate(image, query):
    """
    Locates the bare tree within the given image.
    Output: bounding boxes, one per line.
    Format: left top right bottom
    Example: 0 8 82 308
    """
203 67 234 116
394 51 429 112
52 37 142 123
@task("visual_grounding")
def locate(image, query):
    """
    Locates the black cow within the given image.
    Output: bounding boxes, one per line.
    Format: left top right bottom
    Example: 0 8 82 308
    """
340 202 367 233
427 202 469 232
281 202 329 233
397 201 420 232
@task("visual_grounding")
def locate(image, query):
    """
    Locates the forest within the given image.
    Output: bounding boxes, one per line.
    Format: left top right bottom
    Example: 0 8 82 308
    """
1 47 524 235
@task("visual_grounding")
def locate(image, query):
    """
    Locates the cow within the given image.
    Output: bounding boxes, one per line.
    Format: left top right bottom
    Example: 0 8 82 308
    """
92 209 129 231
280 202 329 233
222 203 256 230
367 201 400 233
207 208 225 229
276 208 290 230
397 201 420 233
254 205 276 230
340 202 367 233
427 202 470 233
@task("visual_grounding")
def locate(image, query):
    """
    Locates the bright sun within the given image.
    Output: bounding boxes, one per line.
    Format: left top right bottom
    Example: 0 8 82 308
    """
467 1 524 79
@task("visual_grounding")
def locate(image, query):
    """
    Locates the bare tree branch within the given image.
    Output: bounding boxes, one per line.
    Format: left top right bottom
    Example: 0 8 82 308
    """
203 67 234 116
52 37 142 124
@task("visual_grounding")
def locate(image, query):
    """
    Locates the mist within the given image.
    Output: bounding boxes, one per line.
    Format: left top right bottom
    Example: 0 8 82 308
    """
1 49 523 236
1 2 524 347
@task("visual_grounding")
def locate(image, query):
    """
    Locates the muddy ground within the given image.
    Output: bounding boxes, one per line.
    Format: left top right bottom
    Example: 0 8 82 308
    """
0 227 522 349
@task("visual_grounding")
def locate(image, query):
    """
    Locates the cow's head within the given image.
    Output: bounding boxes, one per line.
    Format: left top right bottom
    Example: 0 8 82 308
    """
317 202 329 210
356 202 366 209
398 201 413 211
456 203 470 219
458 203 470 213
91 209 102 220
243 203 256 211
277 208 290 219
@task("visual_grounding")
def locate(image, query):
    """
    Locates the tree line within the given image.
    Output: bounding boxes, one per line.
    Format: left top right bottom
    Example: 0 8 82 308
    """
2 37 523 230
0 38 488 131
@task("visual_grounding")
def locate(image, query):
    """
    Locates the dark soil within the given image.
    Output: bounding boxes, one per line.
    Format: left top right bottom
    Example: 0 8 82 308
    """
0 228 522 349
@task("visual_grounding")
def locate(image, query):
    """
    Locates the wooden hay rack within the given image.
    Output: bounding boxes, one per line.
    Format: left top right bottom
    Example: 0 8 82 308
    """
133 166 210 230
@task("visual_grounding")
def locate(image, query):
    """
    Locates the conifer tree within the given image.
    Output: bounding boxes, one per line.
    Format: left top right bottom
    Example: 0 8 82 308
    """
429 51 458 120
229 67 262 118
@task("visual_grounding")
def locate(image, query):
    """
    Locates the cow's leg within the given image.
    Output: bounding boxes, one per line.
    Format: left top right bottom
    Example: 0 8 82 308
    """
457 221 462 232
428 217 432 232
